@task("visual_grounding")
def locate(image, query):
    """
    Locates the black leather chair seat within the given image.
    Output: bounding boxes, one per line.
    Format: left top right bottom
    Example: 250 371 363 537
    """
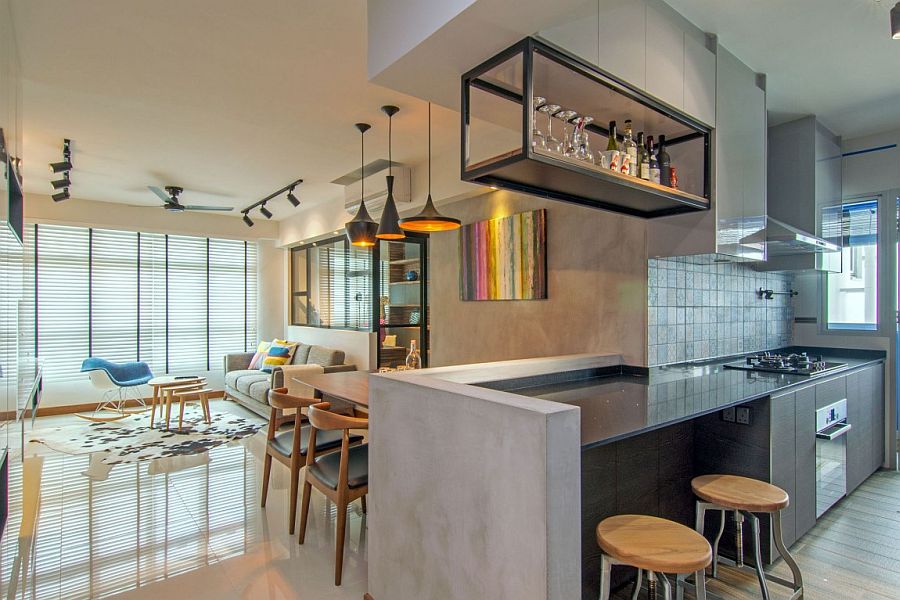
307 444 368 490
269 426 362 458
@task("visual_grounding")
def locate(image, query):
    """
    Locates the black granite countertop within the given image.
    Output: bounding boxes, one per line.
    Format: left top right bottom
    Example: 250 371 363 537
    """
482 347 885 449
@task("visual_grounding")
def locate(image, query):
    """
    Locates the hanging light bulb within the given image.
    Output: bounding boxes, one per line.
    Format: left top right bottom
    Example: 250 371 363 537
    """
376 105 405 240
399 103 461 233
345 123 378 247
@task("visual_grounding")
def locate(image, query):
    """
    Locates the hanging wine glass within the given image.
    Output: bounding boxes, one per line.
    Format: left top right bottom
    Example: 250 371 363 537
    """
554 110 578 157
538 103 562 153
532 96 547 150
573 115 594 163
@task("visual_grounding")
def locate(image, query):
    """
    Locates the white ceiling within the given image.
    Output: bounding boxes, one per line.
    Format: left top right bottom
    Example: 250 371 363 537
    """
664 0 900 137
10 0 461 220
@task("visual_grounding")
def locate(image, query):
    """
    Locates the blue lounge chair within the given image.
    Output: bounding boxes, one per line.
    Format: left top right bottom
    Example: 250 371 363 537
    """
80 358 154 420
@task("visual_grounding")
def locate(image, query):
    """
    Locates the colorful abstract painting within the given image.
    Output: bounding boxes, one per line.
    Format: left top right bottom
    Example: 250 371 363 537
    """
459 209 547 301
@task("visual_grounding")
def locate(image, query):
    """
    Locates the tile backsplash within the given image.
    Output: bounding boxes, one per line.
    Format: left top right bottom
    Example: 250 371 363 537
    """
648 256 794 366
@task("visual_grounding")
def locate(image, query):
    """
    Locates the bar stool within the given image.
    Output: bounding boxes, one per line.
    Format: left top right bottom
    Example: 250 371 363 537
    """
692 474 803 600
596 514 711 600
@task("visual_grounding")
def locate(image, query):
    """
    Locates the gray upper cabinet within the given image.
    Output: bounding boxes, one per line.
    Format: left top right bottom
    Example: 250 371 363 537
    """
683 31 716 127
644 1 684 111
596 0 646 89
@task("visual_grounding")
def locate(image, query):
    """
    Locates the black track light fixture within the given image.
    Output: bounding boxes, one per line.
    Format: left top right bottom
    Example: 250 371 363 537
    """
242 212 254 227
49 139 73 173
345 123 379 247
287 185 301 207
52 188 70 202
376 105 405 241
51 173 71 190
259 203 273 219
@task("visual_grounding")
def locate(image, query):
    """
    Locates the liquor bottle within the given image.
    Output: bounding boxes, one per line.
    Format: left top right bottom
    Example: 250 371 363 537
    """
622 120 638 176
658 134 671 187
647 136 661 184
605 120 619 152
405 340 422 369
637 132 650 180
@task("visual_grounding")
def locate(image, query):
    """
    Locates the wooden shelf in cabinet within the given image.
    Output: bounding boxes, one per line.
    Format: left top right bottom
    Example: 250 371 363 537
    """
389 257 420 265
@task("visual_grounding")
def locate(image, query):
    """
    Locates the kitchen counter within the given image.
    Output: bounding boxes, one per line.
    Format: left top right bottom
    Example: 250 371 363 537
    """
477 346 885 449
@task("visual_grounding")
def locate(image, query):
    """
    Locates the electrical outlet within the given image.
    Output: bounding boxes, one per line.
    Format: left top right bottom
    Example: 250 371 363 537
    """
722 407 736 423
736 407 752 425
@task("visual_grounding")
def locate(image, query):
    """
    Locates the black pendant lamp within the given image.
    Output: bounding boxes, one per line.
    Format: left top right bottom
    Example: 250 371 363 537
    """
376 105 405 240
345 122 379 247
399 103 461 233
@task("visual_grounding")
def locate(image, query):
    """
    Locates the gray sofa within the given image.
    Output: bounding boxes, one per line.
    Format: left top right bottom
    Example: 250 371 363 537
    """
223 343 356 417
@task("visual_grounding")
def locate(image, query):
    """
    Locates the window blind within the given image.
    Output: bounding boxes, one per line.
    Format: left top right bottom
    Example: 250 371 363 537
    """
841 200 878 246
36 224 90 383
0 222 24 396
24 223 256 383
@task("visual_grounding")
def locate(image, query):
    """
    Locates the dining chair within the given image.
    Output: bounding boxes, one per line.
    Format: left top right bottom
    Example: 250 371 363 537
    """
262 388 363 534
298 401 369 586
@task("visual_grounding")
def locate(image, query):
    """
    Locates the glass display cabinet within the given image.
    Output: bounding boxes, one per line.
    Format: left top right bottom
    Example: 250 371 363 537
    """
461 37 712 218
373 235 428 369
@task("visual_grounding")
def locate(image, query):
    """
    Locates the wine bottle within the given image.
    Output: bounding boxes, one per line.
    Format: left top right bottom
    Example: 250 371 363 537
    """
658 134 671 187
622 120 638 176
405 340 421 369
606 121 619 152
647 136 661 184
637 132 650 180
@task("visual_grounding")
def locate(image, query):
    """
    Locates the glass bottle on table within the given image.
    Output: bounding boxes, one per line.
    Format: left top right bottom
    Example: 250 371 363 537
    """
622 120 637 176
637 131 650 180
405 340 421 369
606 120 619 152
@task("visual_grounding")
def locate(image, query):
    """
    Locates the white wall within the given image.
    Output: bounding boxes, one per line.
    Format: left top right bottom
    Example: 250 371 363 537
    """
285 325 376 371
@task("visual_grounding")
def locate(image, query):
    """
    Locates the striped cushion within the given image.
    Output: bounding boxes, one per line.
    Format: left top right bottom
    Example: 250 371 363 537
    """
260 340 298 372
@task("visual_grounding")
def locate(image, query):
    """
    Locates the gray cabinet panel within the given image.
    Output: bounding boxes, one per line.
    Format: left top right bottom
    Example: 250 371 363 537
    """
596 0 646 89
770 392 796 548
794 386 816 540
871 364 885 471
815 376 846 410
683 32 715 126
539 2 600 66
846 371 871 494
644 1 684 109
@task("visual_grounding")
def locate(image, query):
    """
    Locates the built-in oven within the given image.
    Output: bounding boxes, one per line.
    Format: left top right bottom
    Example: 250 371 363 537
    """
816 399 851 517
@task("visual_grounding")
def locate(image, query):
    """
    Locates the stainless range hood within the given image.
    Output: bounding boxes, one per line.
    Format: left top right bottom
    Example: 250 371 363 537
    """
742 217 840 257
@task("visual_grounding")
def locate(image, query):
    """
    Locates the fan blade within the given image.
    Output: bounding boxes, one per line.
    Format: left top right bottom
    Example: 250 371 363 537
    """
183 205 234 212
148 186 173 204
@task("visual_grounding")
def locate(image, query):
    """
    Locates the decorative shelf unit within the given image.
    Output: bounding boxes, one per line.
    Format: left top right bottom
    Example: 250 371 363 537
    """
461 37 712 218
374 234 429 369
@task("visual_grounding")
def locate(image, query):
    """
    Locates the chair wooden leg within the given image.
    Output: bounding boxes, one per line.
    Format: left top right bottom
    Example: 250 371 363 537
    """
361 495 367 514
298 480 312 544
261 453 272 507
289 460 300 535
335 497 348 585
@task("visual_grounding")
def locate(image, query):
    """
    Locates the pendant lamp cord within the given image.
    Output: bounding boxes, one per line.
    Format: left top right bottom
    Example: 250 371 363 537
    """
428 102 432 196
388 112 392 176
360 126 365 203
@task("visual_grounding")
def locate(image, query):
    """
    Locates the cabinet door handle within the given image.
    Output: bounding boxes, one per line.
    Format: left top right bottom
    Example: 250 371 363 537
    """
816 423 852 440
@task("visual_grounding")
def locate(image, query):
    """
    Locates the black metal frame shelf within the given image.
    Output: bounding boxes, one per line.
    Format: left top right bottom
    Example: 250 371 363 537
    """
461 37 712 219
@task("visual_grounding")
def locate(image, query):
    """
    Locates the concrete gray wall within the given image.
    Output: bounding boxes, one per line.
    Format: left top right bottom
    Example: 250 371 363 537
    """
429 190 648 367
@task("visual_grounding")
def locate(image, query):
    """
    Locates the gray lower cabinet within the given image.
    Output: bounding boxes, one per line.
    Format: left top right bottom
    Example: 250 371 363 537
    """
846 370 871 494
769 390 797 549
869 364 886 472
794 386 817 541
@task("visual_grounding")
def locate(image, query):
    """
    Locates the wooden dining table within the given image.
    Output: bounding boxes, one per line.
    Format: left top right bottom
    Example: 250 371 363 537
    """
292 370 370 411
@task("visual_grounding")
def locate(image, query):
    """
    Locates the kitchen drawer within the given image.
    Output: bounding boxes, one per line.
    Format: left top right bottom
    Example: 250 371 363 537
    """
815 376 847 410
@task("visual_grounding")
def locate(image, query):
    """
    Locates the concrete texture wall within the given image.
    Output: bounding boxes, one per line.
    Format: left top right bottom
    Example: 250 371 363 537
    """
429 189 648 367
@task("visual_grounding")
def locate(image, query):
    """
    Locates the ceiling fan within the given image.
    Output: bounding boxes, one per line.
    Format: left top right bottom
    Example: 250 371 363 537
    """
148 186 234 213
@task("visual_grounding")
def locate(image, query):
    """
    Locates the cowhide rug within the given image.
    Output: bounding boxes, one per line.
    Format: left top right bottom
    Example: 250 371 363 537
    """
27 404 265 465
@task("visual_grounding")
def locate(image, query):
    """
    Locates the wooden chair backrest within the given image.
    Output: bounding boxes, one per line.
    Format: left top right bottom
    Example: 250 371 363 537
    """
268 387 318 411
305 403 369 481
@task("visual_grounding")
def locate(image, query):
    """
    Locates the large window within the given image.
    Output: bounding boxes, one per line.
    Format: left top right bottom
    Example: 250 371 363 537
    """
826 199 878 330
290 236 372 330
26 224 258 383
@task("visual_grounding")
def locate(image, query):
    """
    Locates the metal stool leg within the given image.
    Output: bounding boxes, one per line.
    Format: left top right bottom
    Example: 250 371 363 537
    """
711 509 726 578
648 571 658 600
744 511 770 600
675 574 685 600
631 568 643 600
734 510 745 568
695 567 707 600
599 554 612 600
772 510 804 599
658 573 673 600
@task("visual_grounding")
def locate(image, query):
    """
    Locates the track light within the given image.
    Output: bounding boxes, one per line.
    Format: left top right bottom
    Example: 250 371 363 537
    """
242 212 254 227
48 160 72 174
287 186 300 207
259 203 273 219
52 188 70 202
892 2 900 39
51 173 70 190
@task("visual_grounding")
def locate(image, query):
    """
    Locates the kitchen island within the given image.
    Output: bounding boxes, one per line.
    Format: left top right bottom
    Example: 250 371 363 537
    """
367 349 885 600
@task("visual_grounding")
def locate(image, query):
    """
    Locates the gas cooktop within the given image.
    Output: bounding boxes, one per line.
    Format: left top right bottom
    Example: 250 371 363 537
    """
723 352 847 377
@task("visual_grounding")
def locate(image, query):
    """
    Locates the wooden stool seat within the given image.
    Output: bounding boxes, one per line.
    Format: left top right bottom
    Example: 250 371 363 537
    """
692 474 789 512
596 515 712 574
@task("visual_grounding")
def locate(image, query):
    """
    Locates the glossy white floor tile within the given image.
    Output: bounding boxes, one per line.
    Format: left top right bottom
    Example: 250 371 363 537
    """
0 400 368 599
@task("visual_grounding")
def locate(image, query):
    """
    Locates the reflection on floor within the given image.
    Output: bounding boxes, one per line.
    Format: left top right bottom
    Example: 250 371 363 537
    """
0 401 368 600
